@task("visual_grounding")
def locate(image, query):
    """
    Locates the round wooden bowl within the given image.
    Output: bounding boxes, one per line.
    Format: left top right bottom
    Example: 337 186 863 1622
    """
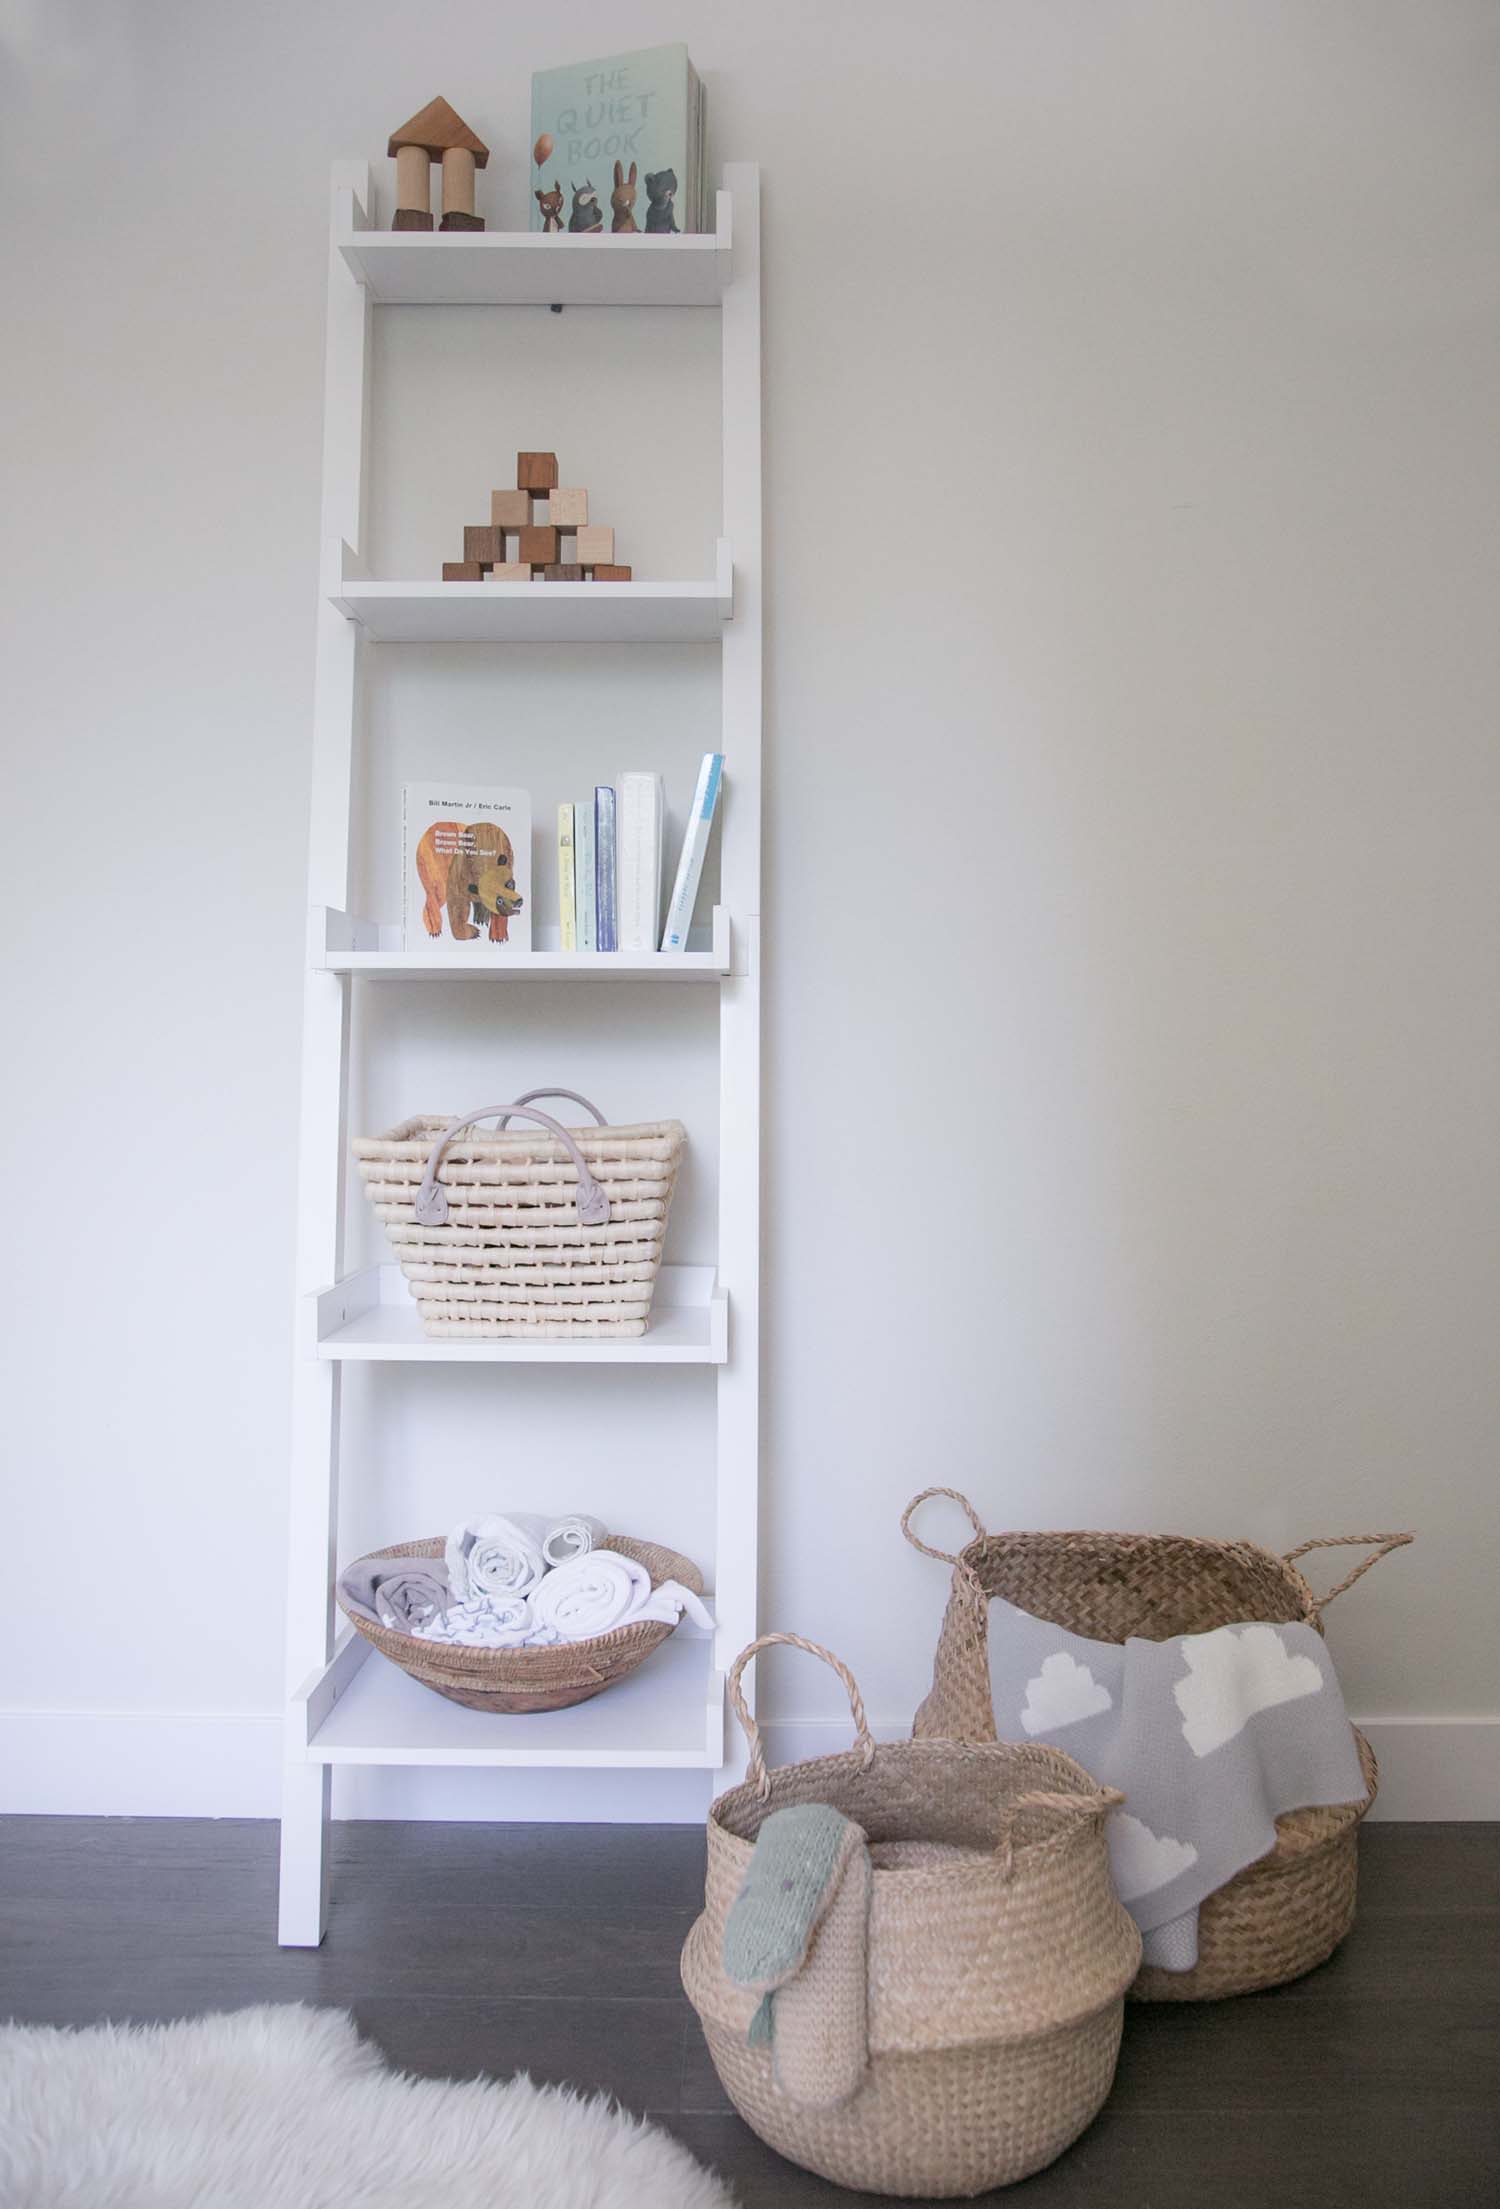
337 1533 703 1714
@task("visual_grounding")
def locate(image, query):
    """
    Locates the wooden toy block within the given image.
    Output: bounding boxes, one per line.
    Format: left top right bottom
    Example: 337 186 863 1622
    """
518 523 560 567
544 564 585 581
517 451 559 493
576 525 614 567
388 98 488 235
463 525 503 567
490 488 532 531
548 486 588 528
442 561 484 581
590 564 633 581
490 562 531 582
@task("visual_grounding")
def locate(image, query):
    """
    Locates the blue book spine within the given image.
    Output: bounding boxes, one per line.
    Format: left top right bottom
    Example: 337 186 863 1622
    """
660 753 723 951
595 786 618 952
576 804 597 952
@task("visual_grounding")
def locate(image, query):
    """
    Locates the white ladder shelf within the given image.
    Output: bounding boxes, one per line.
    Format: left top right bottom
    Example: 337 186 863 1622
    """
277 163 761 1945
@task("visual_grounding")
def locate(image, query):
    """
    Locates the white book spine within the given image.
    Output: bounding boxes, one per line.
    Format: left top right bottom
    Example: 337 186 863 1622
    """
575 803 597 952
660 753 723 952
618 772 664 951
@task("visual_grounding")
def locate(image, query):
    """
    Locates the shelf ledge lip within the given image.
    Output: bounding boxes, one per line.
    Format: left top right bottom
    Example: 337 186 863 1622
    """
292 1629 724 1768
310 1263 728 1365
336 192 733 309
311 904 731 978
330 539 732 641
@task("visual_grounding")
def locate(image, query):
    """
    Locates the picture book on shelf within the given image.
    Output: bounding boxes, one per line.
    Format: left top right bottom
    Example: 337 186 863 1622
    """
402 784 532 953
530 44 707 235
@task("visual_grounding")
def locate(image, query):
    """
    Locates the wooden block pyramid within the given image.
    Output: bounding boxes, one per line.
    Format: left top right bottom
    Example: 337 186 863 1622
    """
441 455 634 583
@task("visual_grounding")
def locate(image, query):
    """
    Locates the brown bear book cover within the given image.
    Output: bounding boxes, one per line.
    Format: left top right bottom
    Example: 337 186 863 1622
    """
401 784 532 953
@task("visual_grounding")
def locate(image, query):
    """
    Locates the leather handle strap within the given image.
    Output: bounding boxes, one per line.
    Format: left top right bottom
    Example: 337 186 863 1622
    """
413 1101 610 1229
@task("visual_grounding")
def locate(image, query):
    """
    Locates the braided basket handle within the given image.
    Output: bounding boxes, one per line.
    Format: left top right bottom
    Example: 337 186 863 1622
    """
727 1633 876 1803
993 1784 1125 1874
1284 1532 1414 1623
493 1088 607 1130
413 1102 610 1229
900 1488 988 1565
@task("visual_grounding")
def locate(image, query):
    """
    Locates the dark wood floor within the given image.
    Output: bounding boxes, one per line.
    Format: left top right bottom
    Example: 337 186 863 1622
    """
1 1818 1495 2206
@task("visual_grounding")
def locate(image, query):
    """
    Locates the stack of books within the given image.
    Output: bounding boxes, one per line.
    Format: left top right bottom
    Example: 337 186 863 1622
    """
559 753 723 953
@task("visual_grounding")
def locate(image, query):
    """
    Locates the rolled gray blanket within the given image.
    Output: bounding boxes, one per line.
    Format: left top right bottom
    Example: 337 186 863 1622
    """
337 1556 452 1636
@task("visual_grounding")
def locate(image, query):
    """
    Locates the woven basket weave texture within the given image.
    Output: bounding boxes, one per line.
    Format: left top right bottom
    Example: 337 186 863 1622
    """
906 1492 1410 2002
355 1113 685 1339
336 1534 701 1715
681 1634 1141 2196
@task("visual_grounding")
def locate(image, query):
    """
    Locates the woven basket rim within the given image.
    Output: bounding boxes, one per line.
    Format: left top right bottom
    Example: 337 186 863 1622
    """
357 1116 688 1152
956 1527 1321 1632
338 1532 702 1685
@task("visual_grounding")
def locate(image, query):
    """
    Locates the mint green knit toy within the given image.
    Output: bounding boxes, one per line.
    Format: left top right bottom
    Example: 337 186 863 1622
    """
723 1803 871 2094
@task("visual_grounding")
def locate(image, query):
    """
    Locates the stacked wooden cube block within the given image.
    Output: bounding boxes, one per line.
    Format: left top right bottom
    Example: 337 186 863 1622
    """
441 454 634 583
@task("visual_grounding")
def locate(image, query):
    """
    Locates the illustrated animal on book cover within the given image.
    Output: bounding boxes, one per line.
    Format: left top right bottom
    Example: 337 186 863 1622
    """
416 821 523 943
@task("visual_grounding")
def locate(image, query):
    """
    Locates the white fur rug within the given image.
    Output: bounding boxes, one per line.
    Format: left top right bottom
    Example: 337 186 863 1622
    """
0 2003 736 2208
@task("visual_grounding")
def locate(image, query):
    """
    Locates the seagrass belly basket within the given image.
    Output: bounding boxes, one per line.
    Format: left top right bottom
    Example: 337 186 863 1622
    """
682 1635 1141 2197
905 1489 1412 2001
354 1089 685 1340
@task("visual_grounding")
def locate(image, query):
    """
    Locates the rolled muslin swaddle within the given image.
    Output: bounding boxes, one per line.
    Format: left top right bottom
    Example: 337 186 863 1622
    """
445 1513 550 1602
540 1514 610 1568
414 1592 535 1647
337 1556 452 1635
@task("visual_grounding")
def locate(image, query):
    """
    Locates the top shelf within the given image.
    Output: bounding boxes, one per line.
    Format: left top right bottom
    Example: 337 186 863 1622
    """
337 191 733 309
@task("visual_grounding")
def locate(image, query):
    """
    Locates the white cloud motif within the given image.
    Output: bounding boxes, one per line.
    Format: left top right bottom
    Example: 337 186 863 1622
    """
1173 1623 1323 1758
1107 1811 1199 1901
1019 1650 1114 1736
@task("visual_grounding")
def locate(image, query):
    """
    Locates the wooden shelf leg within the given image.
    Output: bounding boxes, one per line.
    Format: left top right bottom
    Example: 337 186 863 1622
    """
278 1760 332 1945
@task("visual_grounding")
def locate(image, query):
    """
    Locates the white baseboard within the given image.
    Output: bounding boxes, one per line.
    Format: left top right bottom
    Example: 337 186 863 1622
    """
0 1709 1494 1821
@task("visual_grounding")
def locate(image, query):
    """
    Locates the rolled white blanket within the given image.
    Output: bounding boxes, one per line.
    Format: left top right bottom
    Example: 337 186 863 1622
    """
529 1549 652 1641
529 1550 715 1643
445 1513 549 1603
540 1514 610 1569
414 1592 535 1647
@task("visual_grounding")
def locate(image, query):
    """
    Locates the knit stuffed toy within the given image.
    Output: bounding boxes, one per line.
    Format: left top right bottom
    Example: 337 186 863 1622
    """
722 1803 872 2107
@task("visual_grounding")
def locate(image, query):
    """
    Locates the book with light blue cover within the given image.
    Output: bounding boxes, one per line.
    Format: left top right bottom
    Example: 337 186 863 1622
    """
530 44 706 234
660 753 723 952
594 785 617 953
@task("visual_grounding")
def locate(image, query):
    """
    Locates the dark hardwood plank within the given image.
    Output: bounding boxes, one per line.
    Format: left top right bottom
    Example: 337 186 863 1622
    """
1 1816 1496 2207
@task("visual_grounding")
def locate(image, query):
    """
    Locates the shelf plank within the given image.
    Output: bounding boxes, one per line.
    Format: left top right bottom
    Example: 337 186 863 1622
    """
336 196 732 308
298 1629 724 1768
313 1263 728 1365
332 538 732 642
313 904 731 979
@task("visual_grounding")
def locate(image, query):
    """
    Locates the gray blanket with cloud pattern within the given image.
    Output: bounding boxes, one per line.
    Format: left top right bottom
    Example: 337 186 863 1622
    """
986 1598 1367 1971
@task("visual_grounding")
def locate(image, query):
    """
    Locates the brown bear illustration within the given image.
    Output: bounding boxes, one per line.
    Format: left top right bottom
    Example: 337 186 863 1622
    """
417 820 523 942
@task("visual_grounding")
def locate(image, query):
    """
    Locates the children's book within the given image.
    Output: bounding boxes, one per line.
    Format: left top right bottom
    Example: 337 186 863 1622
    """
575 801 597 951
594 786 618 952
557 803 577 951
529 44 706 236
402 784 531 952
660 754 723 952
617 772 665 952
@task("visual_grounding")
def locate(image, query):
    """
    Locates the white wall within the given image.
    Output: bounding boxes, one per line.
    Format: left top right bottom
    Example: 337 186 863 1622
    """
2 0 1496 1821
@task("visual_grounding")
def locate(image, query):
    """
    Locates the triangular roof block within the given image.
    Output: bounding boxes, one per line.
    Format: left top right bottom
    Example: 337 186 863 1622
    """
388 97 490 167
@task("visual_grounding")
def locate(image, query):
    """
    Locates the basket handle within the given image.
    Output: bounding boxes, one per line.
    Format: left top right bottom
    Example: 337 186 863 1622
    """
413 1102 610 1229
899 1488 988 1565
993 1785 1125 1875
727 1633 876 1803
1283 1531 1414 1622
493 1088 607 1130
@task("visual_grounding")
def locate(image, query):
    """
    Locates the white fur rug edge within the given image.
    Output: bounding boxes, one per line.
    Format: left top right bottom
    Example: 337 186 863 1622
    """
0 2002 737 2209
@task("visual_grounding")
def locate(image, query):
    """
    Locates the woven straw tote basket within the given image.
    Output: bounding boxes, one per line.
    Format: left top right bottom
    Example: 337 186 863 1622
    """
336 1535 702 1714
354 1088 685 1340
904 1489 1413 2002
681 1634 1141 2197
